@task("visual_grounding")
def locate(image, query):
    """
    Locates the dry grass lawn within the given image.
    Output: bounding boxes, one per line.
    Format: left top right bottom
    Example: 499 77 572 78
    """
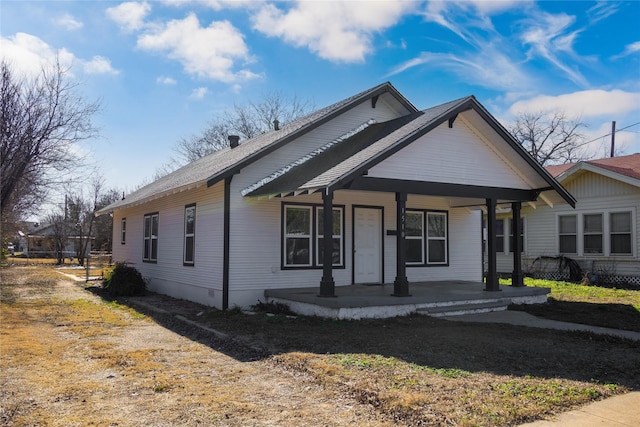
2 265 639 426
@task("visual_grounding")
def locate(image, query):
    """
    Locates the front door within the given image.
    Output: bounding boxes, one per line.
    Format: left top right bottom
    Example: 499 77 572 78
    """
354 207 383 284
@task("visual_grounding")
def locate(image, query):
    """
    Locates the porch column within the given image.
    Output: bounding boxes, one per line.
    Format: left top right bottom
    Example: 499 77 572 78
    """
485 198 500 291
319 190 336 297
511 202 525 287
393 192 410 296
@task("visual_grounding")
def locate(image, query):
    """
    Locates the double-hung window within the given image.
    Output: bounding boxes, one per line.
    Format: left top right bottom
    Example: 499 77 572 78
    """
143 213 159 262
184 204 196 266
508 217 524 253
558 215 577 254
283 204 344 268
121 218 126 244
583 214 603 254
495 219 505 253
610 212 632 255
406 209 448 266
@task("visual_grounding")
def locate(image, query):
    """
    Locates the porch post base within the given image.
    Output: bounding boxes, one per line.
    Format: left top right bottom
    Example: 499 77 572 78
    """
511 271 525 287
392 277 411 297
484 273 500 292
318 278 336 297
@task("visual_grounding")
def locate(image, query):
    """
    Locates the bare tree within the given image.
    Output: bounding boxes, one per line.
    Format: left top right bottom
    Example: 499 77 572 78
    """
509 111 589 166
160 91 314 174
45 210 72 265
0 59 100 233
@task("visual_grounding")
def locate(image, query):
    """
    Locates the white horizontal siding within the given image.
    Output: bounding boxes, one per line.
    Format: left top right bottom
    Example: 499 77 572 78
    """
111 182 225 306
368 120 531 189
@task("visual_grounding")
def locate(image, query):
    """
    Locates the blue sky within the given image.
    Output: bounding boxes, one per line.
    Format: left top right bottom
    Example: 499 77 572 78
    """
2 0 639 197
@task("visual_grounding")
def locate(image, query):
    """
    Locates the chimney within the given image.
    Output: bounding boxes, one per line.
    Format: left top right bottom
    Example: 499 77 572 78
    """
228 135 240 148
273 119 280 131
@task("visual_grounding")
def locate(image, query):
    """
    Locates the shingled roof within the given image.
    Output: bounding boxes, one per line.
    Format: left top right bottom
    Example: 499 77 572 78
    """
97 82 416 214
546 153 640 184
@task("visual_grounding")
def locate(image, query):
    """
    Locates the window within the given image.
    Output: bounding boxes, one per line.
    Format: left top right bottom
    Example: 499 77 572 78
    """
121 218 126 244
583 214 603 254
406 209 448 266
283 204 344 268
184 204 196 265
495 219 505 253
610 212 632 255
558 215 577 254
406 211 424 264
143 213 158 262
427 212 447 264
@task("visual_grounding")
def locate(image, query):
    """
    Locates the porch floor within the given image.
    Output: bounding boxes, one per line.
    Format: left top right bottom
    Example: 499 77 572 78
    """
264 281 550 319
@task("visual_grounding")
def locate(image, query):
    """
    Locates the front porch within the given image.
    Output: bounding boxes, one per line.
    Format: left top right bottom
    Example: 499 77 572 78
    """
265 281 549 319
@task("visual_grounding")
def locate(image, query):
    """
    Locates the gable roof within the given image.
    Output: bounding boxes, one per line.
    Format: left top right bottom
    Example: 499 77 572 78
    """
244 95 575 207
97 82 417 215
547 153 640 187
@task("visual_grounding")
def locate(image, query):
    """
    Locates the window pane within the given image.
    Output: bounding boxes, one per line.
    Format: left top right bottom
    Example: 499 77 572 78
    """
427 214 445 237
318 209 341 236
495 219 504 236
318 238 341 266
144 217 150 238
559 215 576 233
584 214 602 233
611 234 632 254
144 239 150 259
185 207 195 234
495 236 504 253
406 212 423 237
428 240 446 263
151 215 159 236
185 236 194 262
559 235 576 253
584 235 603 254
286 208 310 235
151 239 158 260
611 212 631 233
286 238 310 265
406 239 423 263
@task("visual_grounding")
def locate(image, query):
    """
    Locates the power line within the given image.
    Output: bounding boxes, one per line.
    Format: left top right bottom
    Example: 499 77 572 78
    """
583 121 640 145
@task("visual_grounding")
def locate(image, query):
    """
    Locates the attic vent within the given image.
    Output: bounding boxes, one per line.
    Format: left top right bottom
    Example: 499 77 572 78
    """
273 119 280 131
228 135 240 148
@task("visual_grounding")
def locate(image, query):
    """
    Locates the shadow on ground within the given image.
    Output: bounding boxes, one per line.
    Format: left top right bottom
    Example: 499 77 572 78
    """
88 286 640 390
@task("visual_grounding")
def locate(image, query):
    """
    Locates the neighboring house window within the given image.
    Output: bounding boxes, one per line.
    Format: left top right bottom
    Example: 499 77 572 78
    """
283 204 344 268
495 219 505 253
184 204 196 266
610 212 632 255
143 213 159 262
558 215 577 254
406 209 448 266
583 214 603 254
121 218 126 244
406 211 424 264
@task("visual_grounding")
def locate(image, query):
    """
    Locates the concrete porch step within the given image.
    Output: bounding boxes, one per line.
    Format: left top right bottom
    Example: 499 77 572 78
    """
416 298 511 317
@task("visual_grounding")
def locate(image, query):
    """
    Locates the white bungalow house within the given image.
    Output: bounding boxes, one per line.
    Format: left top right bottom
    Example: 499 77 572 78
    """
492 154 640 287
97 82 575 312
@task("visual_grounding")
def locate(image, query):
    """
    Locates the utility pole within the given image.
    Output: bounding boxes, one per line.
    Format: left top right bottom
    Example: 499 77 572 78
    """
610 121 616 157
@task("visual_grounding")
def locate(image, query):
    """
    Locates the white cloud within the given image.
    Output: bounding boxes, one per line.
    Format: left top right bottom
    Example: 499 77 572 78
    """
507 90 640 118
156 76 177 85
252 1 414 63
613 41 640 59
54 13 83 30
137 13 258 82
161 0 254 10
83 56 119 75
106 1 151 33
587 1 620 24
189 87 208 99
0 33 74 78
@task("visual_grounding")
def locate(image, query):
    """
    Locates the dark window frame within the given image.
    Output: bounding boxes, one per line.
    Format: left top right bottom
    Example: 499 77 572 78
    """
183 204 196 266
121 218 126 245
143 212 159 263
558 214 577 254
406 208 449 267
281 202 346 270
610 211 632 255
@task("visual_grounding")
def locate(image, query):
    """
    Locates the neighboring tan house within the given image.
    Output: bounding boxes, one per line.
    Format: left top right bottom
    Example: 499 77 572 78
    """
97 82 574 310
24 222 91 259
492 154 640 287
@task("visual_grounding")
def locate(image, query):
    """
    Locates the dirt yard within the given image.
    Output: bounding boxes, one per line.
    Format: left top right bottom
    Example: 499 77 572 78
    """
2 266 639 426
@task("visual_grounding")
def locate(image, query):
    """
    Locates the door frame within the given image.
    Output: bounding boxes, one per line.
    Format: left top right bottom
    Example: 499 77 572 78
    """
352 205 385 284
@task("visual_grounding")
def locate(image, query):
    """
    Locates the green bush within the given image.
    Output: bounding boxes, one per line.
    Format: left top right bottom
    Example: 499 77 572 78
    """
102 262 146 297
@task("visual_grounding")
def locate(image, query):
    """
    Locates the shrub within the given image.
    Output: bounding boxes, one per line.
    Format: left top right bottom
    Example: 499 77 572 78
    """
102 262 146 297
